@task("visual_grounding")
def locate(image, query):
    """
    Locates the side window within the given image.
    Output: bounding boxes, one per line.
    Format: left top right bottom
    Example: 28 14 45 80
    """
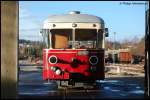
40 29 49 48
98 29 104 48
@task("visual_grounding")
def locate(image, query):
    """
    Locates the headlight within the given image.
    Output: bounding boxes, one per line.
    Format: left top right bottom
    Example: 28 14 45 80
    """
50 66 57 71
49 55 58 64
89 56 98 65
50 66 62 75
55 69 62 75
77 51 89 55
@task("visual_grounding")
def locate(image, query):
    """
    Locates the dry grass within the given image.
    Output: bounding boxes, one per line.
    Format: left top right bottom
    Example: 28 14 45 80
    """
105 63 144 77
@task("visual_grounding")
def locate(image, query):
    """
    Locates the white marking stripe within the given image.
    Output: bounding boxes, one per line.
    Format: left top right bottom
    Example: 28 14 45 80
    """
47 52 76 53
44 49 86 50
44 52 102 53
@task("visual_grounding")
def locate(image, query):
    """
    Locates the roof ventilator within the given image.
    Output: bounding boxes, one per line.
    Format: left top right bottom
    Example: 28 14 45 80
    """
69 11 80 14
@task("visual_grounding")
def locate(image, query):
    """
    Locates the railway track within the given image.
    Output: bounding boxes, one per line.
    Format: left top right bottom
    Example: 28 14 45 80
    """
52 86 102 99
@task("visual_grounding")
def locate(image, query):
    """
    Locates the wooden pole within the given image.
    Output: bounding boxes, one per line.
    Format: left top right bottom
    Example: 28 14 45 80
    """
1 1 18 99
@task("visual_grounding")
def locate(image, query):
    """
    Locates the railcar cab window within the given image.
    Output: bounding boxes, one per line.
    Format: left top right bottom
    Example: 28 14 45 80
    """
40 29 72 49
75 29 99 49
50 29 72 49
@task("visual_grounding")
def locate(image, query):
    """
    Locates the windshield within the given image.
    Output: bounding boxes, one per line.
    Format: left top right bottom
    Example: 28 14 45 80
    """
41 29 103 49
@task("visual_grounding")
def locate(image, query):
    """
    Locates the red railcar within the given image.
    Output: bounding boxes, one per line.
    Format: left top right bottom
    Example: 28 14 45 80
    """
40 11 108 87
119 52 132 63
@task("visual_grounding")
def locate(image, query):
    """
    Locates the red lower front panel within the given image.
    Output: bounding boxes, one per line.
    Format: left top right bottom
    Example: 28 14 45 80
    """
43 49 104 81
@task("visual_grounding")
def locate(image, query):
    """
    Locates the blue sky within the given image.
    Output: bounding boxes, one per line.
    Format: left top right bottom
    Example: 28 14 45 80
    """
19 1 147 42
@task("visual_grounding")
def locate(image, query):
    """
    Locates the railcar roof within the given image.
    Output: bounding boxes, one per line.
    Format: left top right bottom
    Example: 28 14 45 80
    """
44 11 104 24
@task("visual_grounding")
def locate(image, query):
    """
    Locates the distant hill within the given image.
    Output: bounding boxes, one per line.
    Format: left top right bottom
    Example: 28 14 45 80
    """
19 39 32 44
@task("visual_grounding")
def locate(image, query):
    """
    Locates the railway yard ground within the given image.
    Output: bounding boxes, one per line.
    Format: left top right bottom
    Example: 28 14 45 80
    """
18 60 145 99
